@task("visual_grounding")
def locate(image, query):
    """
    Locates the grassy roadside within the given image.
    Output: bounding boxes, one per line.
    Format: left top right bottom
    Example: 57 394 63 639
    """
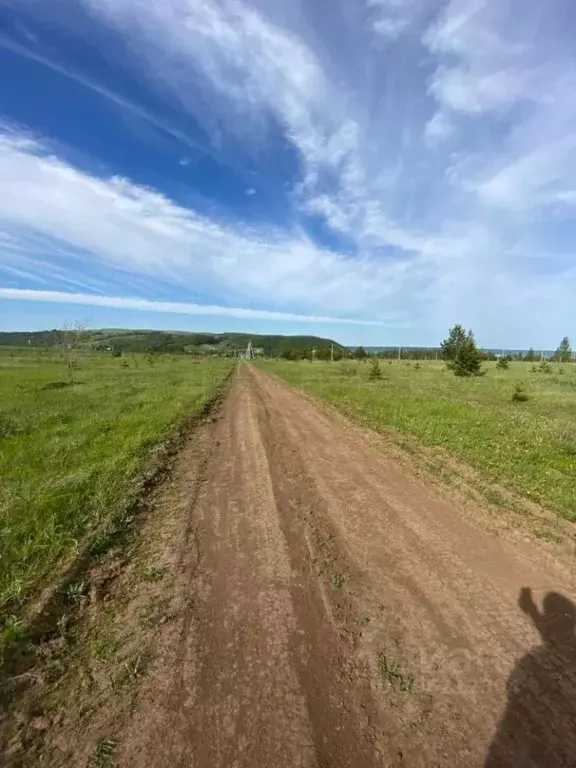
0 349 233 640
259 360 576 520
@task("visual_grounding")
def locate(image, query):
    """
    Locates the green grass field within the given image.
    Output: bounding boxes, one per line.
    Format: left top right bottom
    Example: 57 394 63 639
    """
0 349 232 628
260 359 576 520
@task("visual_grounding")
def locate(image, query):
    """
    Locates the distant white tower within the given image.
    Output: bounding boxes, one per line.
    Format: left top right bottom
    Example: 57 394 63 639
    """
245 340 253 360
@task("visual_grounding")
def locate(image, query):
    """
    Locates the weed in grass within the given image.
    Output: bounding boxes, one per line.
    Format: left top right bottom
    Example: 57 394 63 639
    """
359 616 371 628
142 565 166 582
112 650 152 691
0 615 25 647
64 580 88 605
88 736 117 768
330 572 345 590
90 508 138 559
90 633 119 662
483 487 507 507
377 651 414 693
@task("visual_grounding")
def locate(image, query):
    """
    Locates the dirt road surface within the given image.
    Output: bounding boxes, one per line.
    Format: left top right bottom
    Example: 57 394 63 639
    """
15 364 576 767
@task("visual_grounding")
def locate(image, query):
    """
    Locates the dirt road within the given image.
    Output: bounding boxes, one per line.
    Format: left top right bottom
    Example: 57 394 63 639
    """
16 364 576 766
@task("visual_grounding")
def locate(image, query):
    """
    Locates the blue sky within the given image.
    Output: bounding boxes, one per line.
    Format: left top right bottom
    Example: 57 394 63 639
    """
0 0 575 347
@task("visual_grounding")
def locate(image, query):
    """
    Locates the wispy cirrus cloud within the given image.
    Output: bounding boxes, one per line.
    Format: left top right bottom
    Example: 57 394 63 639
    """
0 288 384 325
0 35 200 150
79 0 368 234
0 128 412 320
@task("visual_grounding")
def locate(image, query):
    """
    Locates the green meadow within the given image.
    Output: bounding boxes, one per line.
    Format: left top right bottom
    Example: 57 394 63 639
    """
0 349 232 627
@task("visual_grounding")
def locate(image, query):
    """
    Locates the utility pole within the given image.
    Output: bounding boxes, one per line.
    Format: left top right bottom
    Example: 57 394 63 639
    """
330 343 334 363
398 346 402 363
312 347 316 363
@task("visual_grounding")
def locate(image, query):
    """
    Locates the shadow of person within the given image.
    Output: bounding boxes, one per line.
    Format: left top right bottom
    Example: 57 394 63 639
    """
485 587 576 767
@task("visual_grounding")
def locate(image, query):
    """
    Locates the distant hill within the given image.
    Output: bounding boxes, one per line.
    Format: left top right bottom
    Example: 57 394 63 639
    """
0 329 344 357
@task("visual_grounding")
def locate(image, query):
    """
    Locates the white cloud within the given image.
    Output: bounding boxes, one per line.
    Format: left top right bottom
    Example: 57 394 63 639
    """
424 110 454 143
368 0 425 39
428 65 534 116
0 128 414 319
473 138 576 210
81 0 339 165
373 15 409 39
423 0 536 116
423 0 576 213
0 288 384 324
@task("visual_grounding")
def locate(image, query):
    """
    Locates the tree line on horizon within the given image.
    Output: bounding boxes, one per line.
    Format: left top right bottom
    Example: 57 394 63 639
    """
280 327 573 378
2 327 572 371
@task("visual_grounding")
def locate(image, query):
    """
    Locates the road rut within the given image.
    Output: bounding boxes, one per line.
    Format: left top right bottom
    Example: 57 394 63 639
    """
83 365 576 766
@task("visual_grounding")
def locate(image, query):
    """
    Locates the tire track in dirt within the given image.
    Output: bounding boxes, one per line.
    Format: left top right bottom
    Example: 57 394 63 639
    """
116 365 379 768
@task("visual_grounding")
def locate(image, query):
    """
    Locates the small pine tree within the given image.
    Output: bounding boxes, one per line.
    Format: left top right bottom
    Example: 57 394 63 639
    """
524 347 537 362
354 346 368 360
441 326 483 377
512 383 529 402
539 360 552 374
368 358 382 380
555 336 572 363
496 357 509 370
441 324 467 363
